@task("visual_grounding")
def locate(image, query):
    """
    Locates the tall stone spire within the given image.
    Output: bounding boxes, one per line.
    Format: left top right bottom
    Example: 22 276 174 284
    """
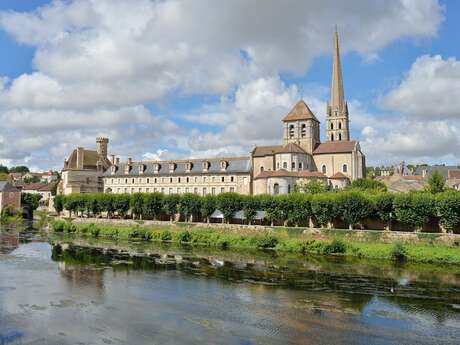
330 29 345 112
325 29 349 142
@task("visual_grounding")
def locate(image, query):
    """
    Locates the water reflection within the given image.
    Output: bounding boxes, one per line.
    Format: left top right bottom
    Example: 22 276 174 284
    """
0 230 459 344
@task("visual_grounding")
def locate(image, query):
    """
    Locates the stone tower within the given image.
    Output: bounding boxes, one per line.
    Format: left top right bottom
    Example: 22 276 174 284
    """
96 137 109 158
326 30 350 142
282 100 320 154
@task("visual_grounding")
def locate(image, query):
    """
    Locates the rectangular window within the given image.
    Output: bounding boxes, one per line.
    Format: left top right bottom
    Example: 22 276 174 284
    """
230 176 234 182
177 188 181 194
230 187 235 192
212 187 216 195
221 176 225 182
169 188 173 194
203 187 207 195
220 187 225 193
194 187 198 194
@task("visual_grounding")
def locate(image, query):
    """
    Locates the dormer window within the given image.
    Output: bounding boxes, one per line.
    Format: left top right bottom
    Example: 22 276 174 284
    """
111 166 117 175
202 161 210 172
138 164 145 174
169 163 176 173
220 160 228 171
186 162 193 172
153 163 161 173
124 165 131 174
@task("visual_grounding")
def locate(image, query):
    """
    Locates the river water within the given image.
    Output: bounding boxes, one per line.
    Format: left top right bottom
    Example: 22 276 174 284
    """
0 228 460 345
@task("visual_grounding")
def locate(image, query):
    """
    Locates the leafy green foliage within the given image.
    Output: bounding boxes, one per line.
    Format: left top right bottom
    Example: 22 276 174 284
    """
21 193 42 211
298 179 328 194
323 239 346 254
393 192 436 228
216 193 242 222
178 193 201 221
427 171 446 194
348 178 387 192
336 191 373 228
200 195 217 222
436 191 460 232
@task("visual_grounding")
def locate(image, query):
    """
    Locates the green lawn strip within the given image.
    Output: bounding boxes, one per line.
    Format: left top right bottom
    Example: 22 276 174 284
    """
51 220 460 264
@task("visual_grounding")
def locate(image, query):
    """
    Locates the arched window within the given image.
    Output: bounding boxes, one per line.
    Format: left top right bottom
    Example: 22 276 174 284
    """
342 164 348 173
289 124 295 139
260 166 264 172
273 183 280 195
330 123 334 130
283 162 287 169
301 124 306 137
331 133 334 141
338 122 342 129
291 162 295 170
338 133 342 141
299 162 303 170
322 165 327 174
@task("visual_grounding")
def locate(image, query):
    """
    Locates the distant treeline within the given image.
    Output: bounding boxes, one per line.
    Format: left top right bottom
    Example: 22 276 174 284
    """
54 189 460 233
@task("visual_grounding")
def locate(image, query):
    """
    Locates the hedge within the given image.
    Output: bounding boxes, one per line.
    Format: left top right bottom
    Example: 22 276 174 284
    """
56 190 460 233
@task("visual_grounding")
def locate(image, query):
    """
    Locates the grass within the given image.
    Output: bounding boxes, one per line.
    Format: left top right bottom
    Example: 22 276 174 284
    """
50 220 460 265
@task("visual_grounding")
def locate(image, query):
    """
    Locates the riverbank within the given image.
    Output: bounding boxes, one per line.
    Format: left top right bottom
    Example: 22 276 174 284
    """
50 219 460 265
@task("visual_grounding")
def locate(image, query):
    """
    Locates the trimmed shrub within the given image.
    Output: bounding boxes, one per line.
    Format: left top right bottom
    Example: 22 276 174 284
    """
322 239 346 255
311 194 338 228
178 193 201 222
163 194 181 221
336 191 373 229
256 235 279 249
216 193 243 223
394 192 436 229
160 230 172 241
200 195 217 223
178 231 192 243
436 191 460 232
52 220 66 232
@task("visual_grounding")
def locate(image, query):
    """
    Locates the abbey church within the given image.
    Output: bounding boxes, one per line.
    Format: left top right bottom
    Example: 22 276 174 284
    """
59 31 365 196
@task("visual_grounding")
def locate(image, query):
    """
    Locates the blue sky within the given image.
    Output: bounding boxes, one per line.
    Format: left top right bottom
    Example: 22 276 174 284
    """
0 0 458 171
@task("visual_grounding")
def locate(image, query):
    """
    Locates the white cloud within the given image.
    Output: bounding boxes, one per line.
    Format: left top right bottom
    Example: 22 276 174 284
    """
380 55 460 119
0 0 445 169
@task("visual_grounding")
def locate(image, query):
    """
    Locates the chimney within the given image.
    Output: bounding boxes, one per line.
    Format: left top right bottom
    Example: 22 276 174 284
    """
110 154 115 164
96 137 109 158
76 147 84 169
128 157 132 165
115 157 120 165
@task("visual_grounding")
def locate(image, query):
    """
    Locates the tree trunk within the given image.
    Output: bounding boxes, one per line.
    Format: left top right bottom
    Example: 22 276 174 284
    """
308 217 315 229
348 224 353 230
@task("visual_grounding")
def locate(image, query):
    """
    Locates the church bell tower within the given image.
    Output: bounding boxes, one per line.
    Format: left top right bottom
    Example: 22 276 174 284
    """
325 30 350 142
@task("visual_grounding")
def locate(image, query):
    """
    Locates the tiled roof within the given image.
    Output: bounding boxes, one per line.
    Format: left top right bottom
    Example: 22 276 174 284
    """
448 169 460 179
252 145 283 157
414 165 458 179
313 140 357 154
330 172 348 179
282 100 319 122
255 169 327 179
104 157 251 177
64 149 111 171
15 183 55 192
277 143 307 154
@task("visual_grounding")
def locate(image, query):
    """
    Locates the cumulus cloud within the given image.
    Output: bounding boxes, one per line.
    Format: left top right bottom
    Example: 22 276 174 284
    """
0 0 445 168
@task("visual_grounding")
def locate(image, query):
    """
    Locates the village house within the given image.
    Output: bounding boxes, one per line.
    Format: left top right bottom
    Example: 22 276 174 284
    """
0 181 21 213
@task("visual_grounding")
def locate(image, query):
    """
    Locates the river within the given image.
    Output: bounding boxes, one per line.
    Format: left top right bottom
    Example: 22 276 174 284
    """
0 227 459 345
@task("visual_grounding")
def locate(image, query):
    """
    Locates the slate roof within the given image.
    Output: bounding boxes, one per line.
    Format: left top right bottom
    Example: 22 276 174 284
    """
0 181 20 192
16 183 55 192
104 157 251 177
313 140 358 154
414 165 460 179
282 100 319 122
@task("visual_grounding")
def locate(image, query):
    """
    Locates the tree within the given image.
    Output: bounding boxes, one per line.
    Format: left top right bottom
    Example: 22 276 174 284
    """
393 192 436 230
348 178 387 192
200 195 216 223
142 193 163 220
21 193 42 212
178 193 201 222
0 165 8 174
286 193 311 227
427 171 446 194
299 179 328 194
436 191 460 233
259 195 282 226
336 192 373 230
216 193 242 223
113 194 130 218
0 173 9 181
54 195 64 215
241 195 260 224
311 194 338 228
163 194 181 222
130 193 144 219
24 176 40 184
370 193 394 230
10 166 29 173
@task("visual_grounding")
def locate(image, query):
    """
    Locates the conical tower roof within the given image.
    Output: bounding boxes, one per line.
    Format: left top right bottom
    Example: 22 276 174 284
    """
282 100 319 122
330 29 345 111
